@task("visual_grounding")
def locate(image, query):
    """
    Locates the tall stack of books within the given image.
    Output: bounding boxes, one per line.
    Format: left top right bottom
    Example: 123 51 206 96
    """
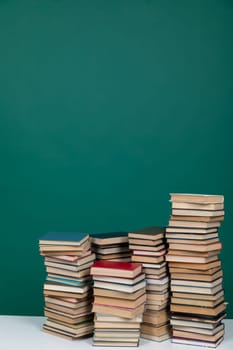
128 227 171 342
39 232 95 339
91 232 131 261
91 260 146 347
166 193 226 348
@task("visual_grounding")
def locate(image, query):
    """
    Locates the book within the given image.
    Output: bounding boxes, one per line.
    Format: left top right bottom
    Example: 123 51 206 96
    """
170 302 226 316
133 249 166 257
172 209 224 217
93 341 139 346
172 290 224 301
128 226 165 240
90 260 142 278
93 273 145 285
167 238 219 245
168 220 221 228
171 202 224 210
91 232 128 245
168 242 222 252
92 303 145 319
170 193 224 204
166 254 218 264
39 232 89 245
129 243 165 252
46 267 91 278
170 283 223 295
166 232 218 240
93 280 146 294
94 294 146 309
166 227 218 234
167 259 221 270
93 287 145 301
172 336 223 348
131 255 164 264
171 296 224 308
44 282 90 294
170 215 224 222
170 269 223 282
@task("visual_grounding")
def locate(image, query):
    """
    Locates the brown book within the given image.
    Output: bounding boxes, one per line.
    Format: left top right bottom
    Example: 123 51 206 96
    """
171 296 224 308
43 324 93 340
169 266 221 274
146 301 169 311
132 255 164 264
172 290 224 301
171 312 226 324
141 332 170 342
167 259 221 270
171 277 222 289
173 328 224 342
143 267 167 275
129 238 164 246
173 323 224 336
141 323 170 336
94 294 146 309
167 237 219 245
46 267 91 278
129 243 165 252
92 303 145 319
169 242 222 252
44 309 92 324
44 290 91 299
171 202 224 210
128 226 165 240
44 296 92 308
143 309 169 325
171 302 226 317
93 287 145 300
168 220 221 229
170 283 223 295
170 194 224 204
172 209 224 217
94 321 140 329
171 215 224 222
170 269 222 282
93 341 138 347
167 250 220 258
166 227 218 234
166 254 217 264
96 252 131 260
146 292 169 302
45 303 92 315
166 233 218 240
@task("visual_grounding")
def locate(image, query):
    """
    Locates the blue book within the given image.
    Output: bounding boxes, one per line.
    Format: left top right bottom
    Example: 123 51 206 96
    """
90 232 128 245
39 232 89 245
46 275 92 287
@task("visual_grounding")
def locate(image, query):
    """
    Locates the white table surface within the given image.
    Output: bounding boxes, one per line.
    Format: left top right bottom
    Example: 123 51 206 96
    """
0 317 232 350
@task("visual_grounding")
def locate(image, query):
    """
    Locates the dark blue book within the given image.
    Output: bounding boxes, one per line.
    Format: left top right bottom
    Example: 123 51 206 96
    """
90 232 128 245
39 232 89 245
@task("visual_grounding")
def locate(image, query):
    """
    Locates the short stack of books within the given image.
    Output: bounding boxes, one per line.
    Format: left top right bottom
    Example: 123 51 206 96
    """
128 227 171 342
91 232 131 261
166 193 226 348
39 232 95 339
91 260 146 347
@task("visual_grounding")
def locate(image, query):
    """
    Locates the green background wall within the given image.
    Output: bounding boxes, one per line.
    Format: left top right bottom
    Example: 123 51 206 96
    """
0 0 232 316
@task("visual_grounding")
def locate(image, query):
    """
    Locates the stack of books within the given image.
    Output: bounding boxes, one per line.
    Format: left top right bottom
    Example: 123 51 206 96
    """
91 232 131 261
166 193 226 348
39 232 95 339
128 227 171 342
91 260 146 347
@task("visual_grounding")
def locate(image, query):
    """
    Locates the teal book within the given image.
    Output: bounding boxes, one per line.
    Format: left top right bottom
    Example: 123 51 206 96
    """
39 232 89 244
91 232 128 239
46 275 92 287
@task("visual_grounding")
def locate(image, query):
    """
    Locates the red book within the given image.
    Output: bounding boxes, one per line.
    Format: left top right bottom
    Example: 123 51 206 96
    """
91 260 142 278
